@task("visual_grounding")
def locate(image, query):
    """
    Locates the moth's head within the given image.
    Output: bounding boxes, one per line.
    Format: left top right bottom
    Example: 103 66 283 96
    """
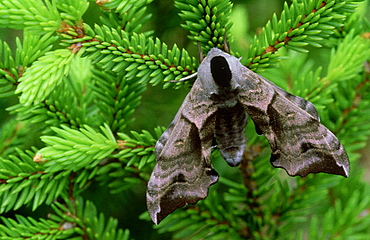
197 48 243 95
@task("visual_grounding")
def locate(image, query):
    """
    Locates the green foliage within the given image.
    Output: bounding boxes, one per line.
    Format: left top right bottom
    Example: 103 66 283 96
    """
98 0 153 37
246 0 366 71
0 148 69 213
0 197 130 239
16 49 75 106
0 0 61 34
175 0 233 53
40 124 118 173
82 27 197 88
0 32 58 98
0 0 369 239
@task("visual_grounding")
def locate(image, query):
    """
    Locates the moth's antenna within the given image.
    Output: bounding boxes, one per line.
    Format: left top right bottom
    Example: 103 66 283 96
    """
168 43 202 83
167 72 198 83
223 32 230 53
198 42 205 62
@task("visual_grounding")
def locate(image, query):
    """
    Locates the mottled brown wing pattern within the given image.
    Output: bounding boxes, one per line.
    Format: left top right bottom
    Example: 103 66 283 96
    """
147 81 218 225
147 48 350 225
238 68 349 177
263 78 320 120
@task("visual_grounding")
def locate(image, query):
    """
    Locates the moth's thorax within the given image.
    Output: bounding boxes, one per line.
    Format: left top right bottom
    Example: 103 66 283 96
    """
210 88 240 108
197 48 244 108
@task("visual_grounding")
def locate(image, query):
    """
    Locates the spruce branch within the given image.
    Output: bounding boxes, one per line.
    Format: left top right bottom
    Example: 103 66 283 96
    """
0 32 59 100
0 41 17 99
49 197 131 240
56 0 89 24
0 214 74 239
116 130 157 167
94 128 158 194
0 120 43 158
0 0 61 34
98 0 153 36
8 57 96 131
175 0 233 53
37 59 95 128
0 148 70 213
0 120 22 157
73 199 131 240
303 171 370 239
246 0 365 72
335 70 370 159
16 32 59 67
8 101 80 134
97 0 153 15
15 49 75 106
82 26 197 87
92 69 146 133
0 197 130 240
318 32 370 159
39 124 118 173
325 31 370 82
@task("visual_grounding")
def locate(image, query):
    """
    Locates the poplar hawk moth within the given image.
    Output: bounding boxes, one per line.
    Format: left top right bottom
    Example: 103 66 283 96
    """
146 48 349 224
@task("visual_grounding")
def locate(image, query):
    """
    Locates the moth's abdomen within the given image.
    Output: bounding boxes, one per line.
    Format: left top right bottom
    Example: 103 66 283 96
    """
215 102 248 167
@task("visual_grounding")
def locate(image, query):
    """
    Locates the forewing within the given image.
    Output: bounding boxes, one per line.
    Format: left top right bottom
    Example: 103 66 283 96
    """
263 78 319 120
238 67 349 177
147 81 218 224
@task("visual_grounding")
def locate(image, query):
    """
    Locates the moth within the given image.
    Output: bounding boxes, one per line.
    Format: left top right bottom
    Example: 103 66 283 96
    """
147 48 349 224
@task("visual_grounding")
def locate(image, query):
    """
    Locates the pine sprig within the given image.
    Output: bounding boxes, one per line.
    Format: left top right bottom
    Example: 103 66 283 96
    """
0 119 45 159
94 129 158 194
319 32 370 159
73 199 130 240
50 197 131 240
0 148 71 213
56 0 89 24
82 26 197 87
9 57 96 132
334 73 370 159
98 0 153 36
0 214 74 239
15 32 59 67
341 1 370 36
0 120 23 157
325 31 370 83
97 0 153 15
0 32 58 99
0 41 17 99
246 0 365 71
116 129 157 169
15 49 75 106
92 69 146 133
300 170 370 240
0 0 61 34
175 0 234 53
9 86 91 132
39 124 118 173
0 197 130 240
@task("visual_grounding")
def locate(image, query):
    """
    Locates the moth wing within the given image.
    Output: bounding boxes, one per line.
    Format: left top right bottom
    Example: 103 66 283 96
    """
264 78 319 120
238 67 349 177
147 81 218 225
